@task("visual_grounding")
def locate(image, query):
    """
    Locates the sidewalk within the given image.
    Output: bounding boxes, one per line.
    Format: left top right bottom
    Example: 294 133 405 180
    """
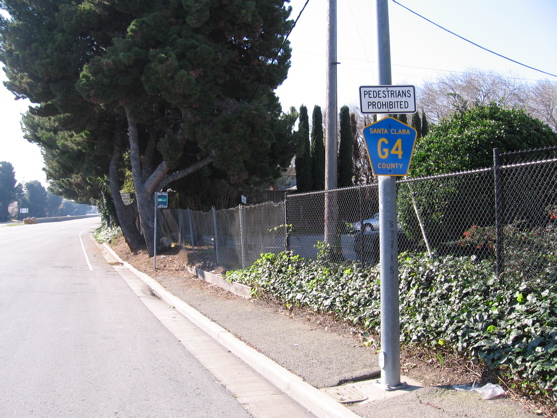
103 244 538 418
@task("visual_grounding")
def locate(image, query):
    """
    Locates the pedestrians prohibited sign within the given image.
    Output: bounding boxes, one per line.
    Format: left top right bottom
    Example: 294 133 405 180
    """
359 85 416 114
363 117 417 176
155 192 168 209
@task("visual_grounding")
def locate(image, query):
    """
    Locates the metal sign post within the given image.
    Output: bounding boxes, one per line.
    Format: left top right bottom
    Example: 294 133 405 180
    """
359 0 418 390
361 117 416 389
378 171 400 389
153 192 168 269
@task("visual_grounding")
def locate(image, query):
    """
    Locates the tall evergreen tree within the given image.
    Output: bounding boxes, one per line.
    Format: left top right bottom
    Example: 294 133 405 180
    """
21 180 47 218
295 105 312 192
397 114 408 124
1 0 296 256
0 162 20 222
45 192 63 217
411 112 422 139
337 106 353 188
310 105 325 191
351 113 363 184
422 110 430 137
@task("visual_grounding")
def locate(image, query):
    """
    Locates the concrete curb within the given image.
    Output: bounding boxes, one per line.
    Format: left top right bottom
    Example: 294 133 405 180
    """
103 243 358 418
186 266 252 299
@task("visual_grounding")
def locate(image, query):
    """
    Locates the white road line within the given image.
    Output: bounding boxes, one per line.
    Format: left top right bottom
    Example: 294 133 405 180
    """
79 231 93 271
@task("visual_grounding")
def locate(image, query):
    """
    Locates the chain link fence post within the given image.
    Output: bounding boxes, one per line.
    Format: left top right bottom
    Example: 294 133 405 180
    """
357 185 364 260
239 204 246 269
187 208 195 251
212 206 220 265
284 193 290 252
493 148 504 280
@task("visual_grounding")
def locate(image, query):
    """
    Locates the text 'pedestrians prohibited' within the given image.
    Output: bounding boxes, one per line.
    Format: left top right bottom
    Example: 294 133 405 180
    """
155 192 168 209
359 85 416 114
363 117 417 176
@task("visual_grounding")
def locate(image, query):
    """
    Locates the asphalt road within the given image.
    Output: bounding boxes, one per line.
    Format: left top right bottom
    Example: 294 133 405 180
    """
0 217 250 417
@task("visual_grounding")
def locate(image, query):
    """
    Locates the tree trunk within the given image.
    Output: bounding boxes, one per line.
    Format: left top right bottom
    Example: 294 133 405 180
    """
135 185 156 257
123 106 214 257
125 106 157 256
109 135 145 252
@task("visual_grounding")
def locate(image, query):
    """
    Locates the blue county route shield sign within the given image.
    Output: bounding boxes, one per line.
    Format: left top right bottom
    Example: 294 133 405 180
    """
363 117 417 176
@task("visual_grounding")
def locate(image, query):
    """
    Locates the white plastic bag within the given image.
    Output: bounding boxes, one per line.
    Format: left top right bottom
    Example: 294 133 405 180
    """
473 383 505 400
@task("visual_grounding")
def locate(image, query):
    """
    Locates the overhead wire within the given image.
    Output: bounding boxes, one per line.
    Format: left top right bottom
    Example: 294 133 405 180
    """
392 0 557 79
346 0 375 79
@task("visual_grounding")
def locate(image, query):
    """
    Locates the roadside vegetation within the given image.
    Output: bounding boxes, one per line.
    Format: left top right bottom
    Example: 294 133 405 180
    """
227 243 557 414
94 224 123 244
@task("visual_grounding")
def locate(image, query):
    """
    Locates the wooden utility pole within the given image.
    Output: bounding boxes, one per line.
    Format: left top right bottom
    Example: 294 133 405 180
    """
324 0 338 244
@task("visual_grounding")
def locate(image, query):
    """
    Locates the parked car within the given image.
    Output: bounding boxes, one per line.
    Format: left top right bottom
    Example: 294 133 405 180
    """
350 213 380 233
350 213 402 234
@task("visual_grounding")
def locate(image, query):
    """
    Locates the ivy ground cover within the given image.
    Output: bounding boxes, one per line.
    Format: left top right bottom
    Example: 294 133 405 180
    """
226 251 557 408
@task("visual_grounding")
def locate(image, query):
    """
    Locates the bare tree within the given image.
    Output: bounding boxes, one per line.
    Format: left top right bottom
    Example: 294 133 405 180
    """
418 69 529 123
526 80 557 132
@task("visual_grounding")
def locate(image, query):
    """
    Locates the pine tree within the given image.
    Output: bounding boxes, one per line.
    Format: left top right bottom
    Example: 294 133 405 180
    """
337 106 353 188
398 114 408 124
351 113 363 184
411 112 422 138
295 105 312 192
311 105 325 191
1 0 296 255
0 162 20 222
22 180 48 218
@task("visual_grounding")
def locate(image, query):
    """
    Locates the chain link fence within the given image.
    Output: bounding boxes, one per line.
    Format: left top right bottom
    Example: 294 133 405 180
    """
156 147 557 278
494 147 557 279
157 202 286 269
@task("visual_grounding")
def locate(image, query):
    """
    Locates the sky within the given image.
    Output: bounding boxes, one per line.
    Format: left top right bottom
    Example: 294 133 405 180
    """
1 0 557 186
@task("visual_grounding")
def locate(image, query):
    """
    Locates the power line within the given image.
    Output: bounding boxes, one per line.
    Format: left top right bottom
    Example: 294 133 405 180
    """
346 0 375 79
392 0 557 79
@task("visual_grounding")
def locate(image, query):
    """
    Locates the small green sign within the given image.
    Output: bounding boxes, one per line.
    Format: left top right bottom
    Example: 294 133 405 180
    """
156 192 168 209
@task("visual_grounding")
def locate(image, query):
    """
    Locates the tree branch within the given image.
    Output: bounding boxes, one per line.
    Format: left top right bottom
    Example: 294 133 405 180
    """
157 156 214 191
145 160 170 195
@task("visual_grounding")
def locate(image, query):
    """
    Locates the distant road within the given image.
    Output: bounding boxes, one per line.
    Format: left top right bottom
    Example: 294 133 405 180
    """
0 217 249 417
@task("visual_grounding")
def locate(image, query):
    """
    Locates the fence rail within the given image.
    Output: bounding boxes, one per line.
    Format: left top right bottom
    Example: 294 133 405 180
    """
156 147 557 279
